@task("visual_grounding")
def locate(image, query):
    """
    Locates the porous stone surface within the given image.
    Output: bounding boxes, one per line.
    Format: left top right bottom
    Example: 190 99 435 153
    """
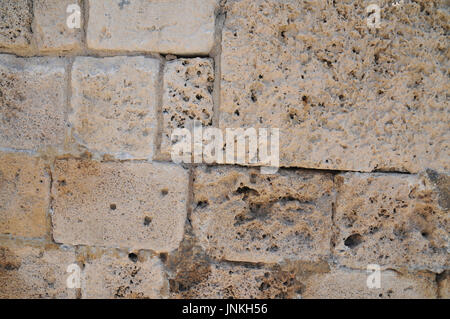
0 0 32 50
0 239 76 298
438 271 450 299
161 58 214 158
192 166 334 263
302 268 437 299
0 55 67 151
0 153 50 238
86 0 218 55
34 0 83 52
80 248 167 298
334 172 449 272
220 0 449 173
70 56 159 159
52 159 189 252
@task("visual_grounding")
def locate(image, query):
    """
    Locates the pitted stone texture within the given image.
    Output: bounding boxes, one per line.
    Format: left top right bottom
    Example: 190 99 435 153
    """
161 58 214 158
334 173 449 272
192 166 334 263
0 55 67 151
0 0 32 50
87 0 218 55
438 271 450 299
220 0 449 173
0 153 50 238
80 248 167 299
70 56 159 159
0 240 76 298
52 159 189 252
34 0 82 52
302 268 437 299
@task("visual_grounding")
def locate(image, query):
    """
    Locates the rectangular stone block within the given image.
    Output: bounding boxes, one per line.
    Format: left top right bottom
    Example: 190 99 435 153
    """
0 0 32 50
220 0 449 173
0 153 50 238
87 0 218 55
34 0 82 52
80 248 167 299
161 58 214 158
0 239 76 298
334 172 449 272
0 55 67 151
52 159 189 252
192 166 334 263
69 56 159 159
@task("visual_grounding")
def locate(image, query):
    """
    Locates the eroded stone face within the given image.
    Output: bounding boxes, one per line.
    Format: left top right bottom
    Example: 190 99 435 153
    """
161 58 214 158
52 159 189 252
70 56 159 159
87 0 218 55
220 0 449 173
0 55 67 151
334 173 449 272
0 239 76 298
0 153 50 238
0 0 32 50
192 166 334 263
34 0 83 52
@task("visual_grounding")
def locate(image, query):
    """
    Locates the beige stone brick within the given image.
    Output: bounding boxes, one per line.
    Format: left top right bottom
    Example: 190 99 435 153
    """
0 239 77 298
302 268 437 299
161 58 214 158
0 153 50 238
220 0 449 173
34 0 83 52
80 248 167 299
69 56 159 159
86 0 218 54
0 55 67 151
334 172 449 272
0 0 32 50
52 159 189 252
438 271 449 299
192 166 334 263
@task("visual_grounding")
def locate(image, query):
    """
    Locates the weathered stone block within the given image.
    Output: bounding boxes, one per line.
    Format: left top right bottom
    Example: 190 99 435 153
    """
334 172 449 272
52 159 189 252
0 153 50 238
192 166 334 263
0 239 76 298
220 0 449 173
70 56 159 159
0 55 67 151
86 0 218 55
161 58 214 158
34 0 82 52
0 0 32 50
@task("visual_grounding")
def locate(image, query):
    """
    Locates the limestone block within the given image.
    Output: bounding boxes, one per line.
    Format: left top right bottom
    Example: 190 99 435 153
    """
69 56 159 159
0 55 67 151
52 159 189 252
86 0 218 55
0 0 32 50
0 153 50 238
192 166 334 263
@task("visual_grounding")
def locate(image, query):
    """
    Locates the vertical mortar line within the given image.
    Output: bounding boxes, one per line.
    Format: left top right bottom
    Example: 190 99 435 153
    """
154 56 166 159
81 0 89 55
28 0 38 56
329 173 339 257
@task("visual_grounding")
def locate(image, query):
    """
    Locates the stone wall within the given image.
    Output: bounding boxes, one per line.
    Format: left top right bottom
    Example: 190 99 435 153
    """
0 0 448 299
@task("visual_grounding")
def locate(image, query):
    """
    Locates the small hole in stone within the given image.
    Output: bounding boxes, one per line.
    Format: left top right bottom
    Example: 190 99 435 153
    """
110 204 117 210
344 234 363 248
161 189 169 196
128 253 138 262
144 216 152 226
159 252 168 263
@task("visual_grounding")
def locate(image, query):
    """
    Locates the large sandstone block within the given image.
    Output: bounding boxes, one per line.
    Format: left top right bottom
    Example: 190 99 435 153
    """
0 0 32 50
192 166 334 263
220 0 449 173
334 172 449 272
0 153 50 238
80 248 167 299
161 58 214 158
0 239 77 298
0 55 67 151
302 268 437 299
34 0 82 52
86 0 218 55
52 159 189 252
70 56 159 159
